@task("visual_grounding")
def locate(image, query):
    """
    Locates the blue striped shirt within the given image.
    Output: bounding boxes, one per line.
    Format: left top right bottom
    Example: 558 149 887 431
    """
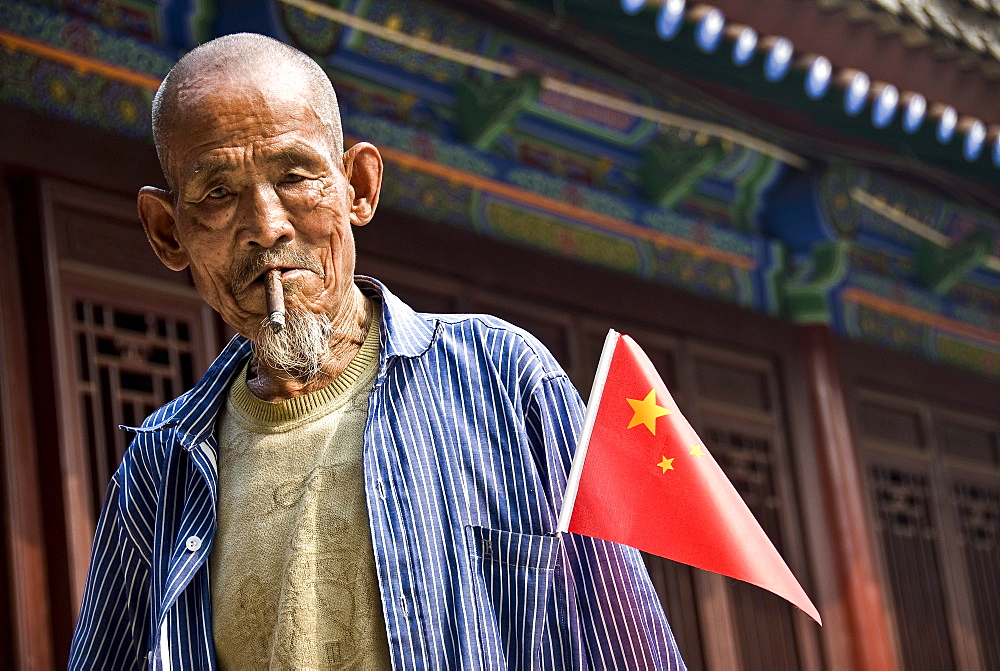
69 277 686 670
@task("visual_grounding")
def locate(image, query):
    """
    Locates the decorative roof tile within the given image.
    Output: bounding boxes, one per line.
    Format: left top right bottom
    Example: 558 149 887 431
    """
814 0 1000 77
604 0 1000 175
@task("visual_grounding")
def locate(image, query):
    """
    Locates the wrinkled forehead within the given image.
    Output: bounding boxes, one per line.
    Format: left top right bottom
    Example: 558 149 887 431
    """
163 73 334 183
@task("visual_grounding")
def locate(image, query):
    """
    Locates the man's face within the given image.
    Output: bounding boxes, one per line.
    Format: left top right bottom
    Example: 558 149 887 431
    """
146 73 374 339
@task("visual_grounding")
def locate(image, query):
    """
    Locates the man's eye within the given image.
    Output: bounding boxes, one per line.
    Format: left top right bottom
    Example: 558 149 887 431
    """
282 173 305 183
207 187 229 198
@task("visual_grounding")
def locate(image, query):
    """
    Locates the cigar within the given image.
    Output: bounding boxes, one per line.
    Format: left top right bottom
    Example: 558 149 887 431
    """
264 268 285 333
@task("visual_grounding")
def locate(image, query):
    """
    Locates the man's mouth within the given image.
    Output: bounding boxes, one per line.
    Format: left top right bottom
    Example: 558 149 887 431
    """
251 267 309 285
234 249 324 293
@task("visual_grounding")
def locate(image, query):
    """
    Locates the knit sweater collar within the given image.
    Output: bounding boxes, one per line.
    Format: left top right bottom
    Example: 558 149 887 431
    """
229 305 381 424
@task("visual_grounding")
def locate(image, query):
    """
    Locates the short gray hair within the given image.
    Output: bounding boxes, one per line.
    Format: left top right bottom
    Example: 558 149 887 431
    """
151 33 343 189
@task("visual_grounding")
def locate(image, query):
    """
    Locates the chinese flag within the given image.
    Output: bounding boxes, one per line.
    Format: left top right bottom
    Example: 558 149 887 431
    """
558 330 821 625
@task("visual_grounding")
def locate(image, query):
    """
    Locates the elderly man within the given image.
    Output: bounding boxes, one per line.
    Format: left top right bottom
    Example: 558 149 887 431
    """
68 33 685 670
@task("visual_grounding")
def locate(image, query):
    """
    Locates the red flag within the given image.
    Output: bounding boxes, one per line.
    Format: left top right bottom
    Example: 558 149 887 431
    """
558 330 821 625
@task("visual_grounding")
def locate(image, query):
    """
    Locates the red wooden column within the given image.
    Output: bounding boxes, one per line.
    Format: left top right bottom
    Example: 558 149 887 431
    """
800 324 895 671
0 184 55 669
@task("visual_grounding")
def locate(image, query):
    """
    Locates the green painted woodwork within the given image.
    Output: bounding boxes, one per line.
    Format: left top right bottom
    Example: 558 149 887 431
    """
641 134 724 209
455 73 542 150
733 153 779 231
780 240 851 323
760 238 787 316
189 0 216 45
916 229 994 295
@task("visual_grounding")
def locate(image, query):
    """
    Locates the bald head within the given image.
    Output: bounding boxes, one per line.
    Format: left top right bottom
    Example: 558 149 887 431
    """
152 33 343 190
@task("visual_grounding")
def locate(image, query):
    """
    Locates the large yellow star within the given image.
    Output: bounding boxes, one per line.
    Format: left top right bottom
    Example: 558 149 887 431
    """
626 389 670 435
657 456 675 473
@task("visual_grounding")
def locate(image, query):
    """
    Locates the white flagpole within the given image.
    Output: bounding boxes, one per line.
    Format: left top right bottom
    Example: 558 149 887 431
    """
557 329 620 534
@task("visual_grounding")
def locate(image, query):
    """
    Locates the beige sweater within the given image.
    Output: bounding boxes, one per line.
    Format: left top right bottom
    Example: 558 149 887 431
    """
210 310 391 670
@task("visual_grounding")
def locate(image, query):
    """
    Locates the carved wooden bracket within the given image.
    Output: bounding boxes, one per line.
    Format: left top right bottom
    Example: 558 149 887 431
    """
455 72 542 150
640 133 724 209
779 239 851 323
916 229 993 295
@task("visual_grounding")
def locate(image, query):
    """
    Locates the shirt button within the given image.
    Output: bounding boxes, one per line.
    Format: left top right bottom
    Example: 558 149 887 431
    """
185 535 202 552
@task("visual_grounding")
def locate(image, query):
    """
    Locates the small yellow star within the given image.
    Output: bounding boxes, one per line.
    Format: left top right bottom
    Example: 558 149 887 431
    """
657 456 675 473
689 444 705 458
626 389 670 435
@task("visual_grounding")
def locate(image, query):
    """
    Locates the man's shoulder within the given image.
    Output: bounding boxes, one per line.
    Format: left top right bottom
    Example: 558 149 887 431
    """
138 334 251 430
368 277 567 382
118 336 250 470
116 393 186 474
418 310 566 379
127 390 194 436
431 311 538 345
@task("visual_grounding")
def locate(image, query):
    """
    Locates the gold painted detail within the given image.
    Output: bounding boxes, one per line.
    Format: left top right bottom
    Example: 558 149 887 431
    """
485 200 641 273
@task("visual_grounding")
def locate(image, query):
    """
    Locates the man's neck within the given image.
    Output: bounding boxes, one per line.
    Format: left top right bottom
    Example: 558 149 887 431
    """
246 287 374 402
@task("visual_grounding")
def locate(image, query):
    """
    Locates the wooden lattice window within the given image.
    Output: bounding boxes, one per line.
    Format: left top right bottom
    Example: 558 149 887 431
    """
954 481 1000 669
70 296 200 512
687 421 814 671
57 269 217 516
857 390 1000 670
705 427 803 670
55 271 218 610
40 178 220 610
869 465 955 670
690 343 818 671
52 270 218 609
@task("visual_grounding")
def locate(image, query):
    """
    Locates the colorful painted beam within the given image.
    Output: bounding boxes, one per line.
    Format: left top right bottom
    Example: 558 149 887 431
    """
2 0 998 378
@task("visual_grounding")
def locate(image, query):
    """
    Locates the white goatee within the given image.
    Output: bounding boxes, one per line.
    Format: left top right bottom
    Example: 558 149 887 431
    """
252 304 335 382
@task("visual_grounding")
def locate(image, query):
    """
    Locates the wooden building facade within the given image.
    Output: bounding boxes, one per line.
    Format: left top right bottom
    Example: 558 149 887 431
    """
1 1 999 669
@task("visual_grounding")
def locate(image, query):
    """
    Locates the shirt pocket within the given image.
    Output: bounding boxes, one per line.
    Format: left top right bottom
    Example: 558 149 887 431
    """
465 525 559 670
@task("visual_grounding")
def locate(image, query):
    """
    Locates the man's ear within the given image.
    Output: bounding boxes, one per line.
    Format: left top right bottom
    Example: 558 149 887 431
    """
138 186 189 271
343 142 383 227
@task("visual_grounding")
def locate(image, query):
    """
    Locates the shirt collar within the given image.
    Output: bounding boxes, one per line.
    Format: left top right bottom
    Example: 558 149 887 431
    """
159 276 436 449
356 275 437 360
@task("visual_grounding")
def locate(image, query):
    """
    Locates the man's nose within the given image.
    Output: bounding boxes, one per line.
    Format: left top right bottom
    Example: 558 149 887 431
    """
240 185 295 248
